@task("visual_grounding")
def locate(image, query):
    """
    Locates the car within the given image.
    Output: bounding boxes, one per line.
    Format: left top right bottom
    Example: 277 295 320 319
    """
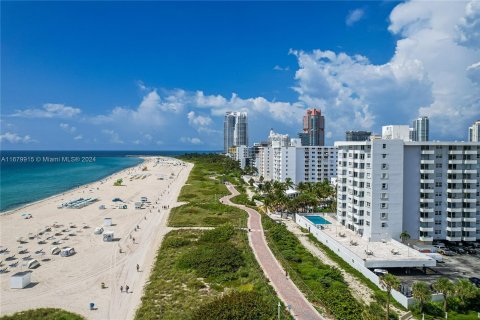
438 249 455 256
469 277 480 288
465 247 477 254
449 247 465 254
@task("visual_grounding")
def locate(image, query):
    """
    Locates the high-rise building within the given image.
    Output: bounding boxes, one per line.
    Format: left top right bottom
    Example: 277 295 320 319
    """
300 108 325 146
411 116 429 142
335 135 479 243
224 111 248 153
468 120 480 142
346 131 372 142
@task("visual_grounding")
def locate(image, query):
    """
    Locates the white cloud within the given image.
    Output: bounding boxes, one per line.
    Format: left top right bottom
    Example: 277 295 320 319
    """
0 132 33 144
102 129 124 144
12 103 81 118
60 123 77 133
291 0 480 140
74 135 83 140
180 136 203 145
273 65 290 71
455 0 480 49
346 8 365 26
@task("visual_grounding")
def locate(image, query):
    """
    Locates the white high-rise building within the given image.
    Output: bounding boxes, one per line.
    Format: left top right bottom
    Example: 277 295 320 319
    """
335 138 480 243
411 116 430 142
382 125 411 141
224 112 248 153
469 120 480 142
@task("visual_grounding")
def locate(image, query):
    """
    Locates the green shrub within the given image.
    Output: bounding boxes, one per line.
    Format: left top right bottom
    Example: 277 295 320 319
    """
162 236 191 248
199 224 235 243
177 242 244 278
192 291 274 320
0 308 84 320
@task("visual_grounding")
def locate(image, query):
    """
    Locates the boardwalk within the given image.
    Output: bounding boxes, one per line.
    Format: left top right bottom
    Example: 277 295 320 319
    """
221 183 324 320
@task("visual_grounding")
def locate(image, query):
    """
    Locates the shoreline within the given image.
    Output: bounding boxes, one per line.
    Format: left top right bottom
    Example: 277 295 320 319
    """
0 156 193 319
0 157 145 216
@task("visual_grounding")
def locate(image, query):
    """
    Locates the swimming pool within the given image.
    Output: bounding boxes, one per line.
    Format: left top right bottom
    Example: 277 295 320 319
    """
305 215 331 225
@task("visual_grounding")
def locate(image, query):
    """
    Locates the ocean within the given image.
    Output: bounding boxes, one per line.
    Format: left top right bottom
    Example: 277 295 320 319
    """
0 150 217 212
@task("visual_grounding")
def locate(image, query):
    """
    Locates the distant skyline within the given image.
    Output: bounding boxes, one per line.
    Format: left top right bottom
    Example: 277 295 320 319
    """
1 1 479 150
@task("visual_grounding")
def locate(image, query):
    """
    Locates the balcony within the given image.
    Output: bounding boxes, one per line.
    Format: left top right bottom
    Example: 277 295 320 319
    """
420 188 434 193
463 188 477 193
447 215 462 221
447 188 462 193
421 149 435 155
463 169 477 174
420 159 435 165
464 198 477 203
447 198 463 203
446 235 462 242
463 226 476 232
420 207 434 213
447 178 463 183
464 150 478 155
447 169 463 174
446 226 462 232
419 235 434 242
420 216 434 223
448 160 463 165
464 160 478 165
463 236 477 242
449 150 463 155
446 207 462 213
463 216 476 222
420 179 435 184
419 226 434 232
420 198 434 203
463 179 477 183
420 169 435 174
463 208 476 213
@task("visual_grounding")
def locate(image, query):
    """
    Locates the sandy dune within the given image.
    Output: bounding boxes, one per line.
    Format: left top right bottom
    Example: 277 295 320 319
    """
0 157 192 320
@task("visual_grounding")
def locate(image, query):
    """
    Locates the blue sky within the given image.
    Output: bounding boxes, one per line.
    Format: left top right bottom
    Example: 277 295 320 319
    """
1 1 479 150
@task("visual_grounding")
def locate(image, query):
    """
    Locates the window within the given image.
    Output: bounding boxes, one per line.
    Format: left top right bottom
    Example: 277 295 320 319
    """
383 144 387 149
382 183 388 190
382 154 387 158
435 220 442 225
381 193 388 200
381 163 389 170
435 163 442 169
381 222 388 228
380 203 388 209
435 182 442 188
435 230 441 235
381 173 389 180
381 212 388 219
366 221 370 226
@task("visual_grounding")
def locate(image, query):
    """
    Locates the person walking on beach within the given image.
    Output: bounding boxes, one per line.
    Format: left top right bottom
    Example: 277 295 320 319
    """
120 286 123 293
125 285 129 293
132 237 135 243
285 271 288 279
136 264 140 272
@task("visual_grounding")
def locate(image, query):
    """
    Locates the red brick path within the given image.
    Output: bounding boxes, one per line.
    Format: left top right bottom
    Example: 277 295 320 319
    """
221 183 324 320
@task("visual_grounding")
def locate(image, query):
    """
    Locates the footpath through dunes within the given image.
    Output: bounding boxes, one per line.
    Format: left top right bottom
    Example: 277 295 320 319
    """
221 183 324 320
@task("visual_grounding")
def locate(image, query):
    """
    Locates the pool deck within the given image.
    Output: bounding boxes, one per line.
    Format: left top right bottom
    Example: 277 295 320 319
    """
297 214 436 268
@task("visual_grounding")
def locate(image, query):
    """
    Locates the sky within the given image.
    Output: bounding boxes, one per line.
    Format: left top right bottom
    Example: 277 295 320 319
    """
1 1 479 150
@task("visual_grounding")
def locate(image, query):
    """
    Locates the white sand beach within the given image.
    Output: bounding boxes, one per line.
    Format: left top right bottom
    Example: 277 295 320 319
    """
0 156 193 320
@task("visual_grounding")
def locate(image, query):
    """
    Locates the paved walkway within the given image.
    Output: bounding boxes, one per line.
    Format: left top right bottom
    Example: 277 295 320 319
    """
221 183 324 320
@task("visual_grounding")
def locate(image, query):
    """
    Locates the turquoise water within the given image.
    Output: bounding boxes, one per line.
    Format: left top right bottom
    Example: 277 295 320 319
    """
305 215 331 225
0 150 216 212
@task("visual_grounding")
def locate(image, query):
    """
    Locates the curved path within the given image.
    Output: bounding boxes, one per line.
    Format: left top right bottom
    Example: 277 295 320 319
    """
221 183 324 320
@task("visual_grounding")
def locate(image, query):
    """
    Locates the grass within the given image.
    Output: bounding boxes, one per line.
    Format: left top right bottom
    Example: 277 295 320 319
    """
168 156 247 227
306 233 406 312
0 308 84 320
136 154 290 319
261 214 365 320
134 227 288 319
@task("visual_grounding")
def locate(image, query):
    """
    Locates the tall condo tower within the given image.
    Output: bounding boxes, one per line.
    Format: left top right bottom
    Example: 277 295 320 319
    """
224 111 248 153
302 108 325 146
411 116 429 141
468 120 480 142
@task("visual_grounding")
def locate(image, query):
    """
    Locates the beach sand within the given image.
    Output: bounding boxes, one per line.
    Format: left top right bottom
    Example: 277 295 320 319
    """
0 156 193 320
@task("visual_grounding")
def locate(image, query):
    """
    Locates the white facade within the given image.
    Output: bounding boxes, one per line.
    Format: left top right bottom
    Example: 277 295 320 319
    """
335 139 480 243
231 145 250 169
382 125 411 141
411 116 429 142
224 111 248 153
469 120 480 142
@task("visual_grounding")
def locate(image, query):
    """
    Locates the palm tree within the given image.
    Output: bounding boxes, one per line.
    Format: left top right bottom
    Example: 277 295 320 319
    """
380 274 400 320
259 175 264 183
432 277 454 313
400 231 411 244
412 281 431 313
455 278 477 308
284 177 294 190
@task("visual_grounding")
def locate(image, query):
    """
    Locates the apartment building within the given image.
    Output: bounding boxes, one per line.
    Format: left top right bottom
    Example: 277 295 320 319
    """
336 136 480 243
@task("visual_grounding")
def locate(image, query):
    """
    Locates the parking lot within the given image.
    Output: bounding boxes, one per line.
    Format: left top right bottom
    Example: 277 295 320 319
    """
388 251 480 290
